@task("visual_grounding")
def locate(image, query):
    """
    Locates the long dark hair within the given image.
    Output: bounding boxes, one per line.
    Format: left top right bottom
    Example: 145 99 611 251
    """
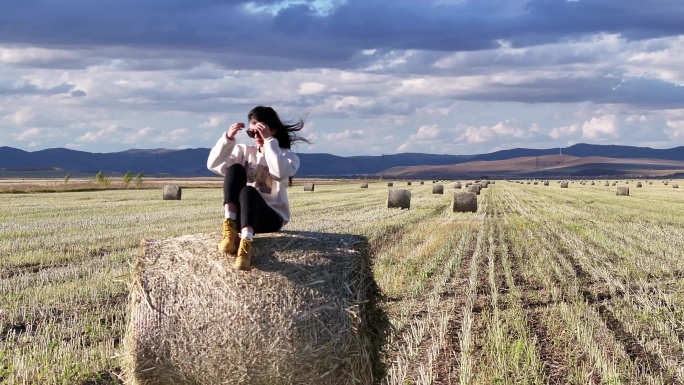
248 106 310 149
248 106 310 186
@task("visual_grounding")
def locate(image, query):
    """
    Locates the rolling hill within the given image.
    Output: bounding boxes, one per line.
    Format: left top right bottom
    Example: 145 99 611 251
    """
1 143 683 178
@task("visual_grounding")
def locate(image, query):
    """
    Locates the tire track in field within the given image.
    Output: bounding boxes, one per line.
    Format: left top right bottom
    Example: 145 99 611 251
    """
534 216 682 384
556 241 682 384
432 243 475 385
495 190 574 384
381 215 477 385
508 245 571 384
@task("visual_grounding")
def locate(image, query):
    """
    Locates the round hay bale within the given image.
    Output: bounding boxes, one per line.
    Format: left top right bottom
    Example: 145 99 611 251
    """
664 181 669 185
543 181 549 186
419 181 424 185
467 184 481 195
591 181 595 185
616 186 629 196
162 185 182 200
407 181 412 186
387 182 393 187
304 183 315 192
360 183 368 188
636 182 642 187
123 233 389 385
454 182 462 189
560 182 569 188
674 184 679 189
452 191 477 213
387 189 411 209
432 184 444 194
533 181 538 185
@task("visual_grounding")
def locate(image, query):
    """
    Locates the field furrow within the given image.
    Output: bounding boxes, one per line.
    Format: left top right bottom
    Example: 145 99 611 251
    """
2 179 683 384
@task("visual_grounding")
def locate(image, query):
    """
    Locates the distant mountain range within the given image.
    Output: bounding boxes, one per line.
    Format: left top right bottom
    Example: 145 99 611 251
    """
1 143 683 178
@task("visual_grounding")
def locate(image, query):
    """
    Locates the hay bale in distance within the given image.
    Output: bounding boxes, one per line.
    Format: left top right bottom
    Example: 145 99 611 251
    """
432 184 444 194
388 189 411 209
616 187 629 196
454 182 462 189
674 184 680 189
419 181 424 185
468 184 481 195
636 182 642 187
387 182 393 187
543 181 549 186
123 233 388 385
303 183 315 192
560 182 569 188
407 181 412 186
452 192 477 213
162 185 182 200
360 183 368 188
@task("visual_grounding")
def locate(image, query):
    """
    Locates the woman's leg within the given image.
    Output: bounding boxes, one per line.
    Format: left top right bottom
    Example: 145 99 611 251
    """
219 164 247 254
234 186 283 271
223 163 247 217
238 186 283 234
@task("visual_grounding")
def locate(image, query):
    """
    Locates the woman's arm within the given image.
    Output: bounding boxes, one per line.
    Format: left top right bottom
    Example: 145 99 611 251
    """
207 133 240 176
262 138 299 181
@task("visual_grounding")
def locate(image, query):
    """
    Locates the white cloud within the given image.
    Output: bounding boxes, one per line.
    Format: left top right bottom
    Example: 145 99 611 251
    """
665 119 684 139
581 115 619 140
550 124 580 139
199 116 226 128
298 82 326 95
124 127 156 144
76 124 130 143
323 129 364 141
16 128 41 141
156 128 191 143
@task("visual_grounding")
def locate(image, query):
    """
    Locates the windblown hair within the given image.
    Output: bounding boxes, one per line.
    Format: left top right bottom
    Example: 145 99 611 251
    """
248 106 310 150
248 106 310 186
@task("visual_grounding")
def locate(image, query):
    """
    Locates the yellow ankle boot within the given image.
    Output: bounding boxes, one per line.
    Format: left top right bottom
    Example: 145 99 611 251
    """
235 237 253 270
218 219 238 254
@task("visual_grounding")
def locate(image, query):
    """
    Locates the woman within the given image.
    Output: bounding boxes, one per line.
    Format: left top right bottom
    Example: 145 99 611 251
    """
207 106 307 270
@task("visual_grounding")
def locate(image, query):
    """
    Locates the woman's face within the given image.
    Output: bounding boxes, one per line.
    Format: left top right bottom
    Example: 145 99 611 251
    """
248 118 276 148
248 118 265 147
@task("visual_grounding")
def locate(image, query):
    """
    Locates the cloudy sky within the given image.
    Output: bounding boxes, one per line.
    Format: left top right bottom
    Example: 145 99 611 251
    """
1 0 683 156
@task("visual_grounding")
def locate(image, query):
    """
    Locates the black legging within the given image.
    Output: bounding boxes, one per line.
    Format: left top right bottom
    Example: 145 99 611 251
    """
223 163 283 233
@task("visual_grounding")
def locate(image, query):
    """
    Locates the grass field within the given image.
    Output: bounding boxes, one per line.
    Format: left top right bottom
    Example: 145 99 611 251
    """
1 178 683 384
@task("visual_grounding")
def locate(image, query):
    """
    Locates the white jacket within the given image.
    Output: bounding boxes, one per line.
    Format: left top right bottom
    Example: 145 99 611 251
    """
207 133 300 225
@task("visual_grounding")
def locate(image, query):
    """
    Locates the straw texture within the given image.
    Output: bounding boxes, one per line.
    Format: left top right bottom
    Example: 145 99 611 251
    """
123 232 388 385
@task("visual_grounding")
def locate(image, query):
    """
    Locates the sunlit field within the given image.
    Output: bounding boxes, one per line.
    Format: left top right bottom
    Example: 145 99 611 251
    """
1 178 683 384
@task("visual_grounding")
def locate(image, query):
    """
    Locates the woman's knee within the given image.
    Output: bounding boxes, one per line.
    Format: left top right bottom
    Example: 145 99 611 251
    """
225 163 246 178
238 185 259 201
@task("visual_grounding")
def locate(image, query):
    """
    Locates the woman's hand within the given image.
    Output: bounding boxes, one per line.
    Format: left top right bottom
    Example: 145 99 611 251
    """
226 122 245 140
255 122 272 139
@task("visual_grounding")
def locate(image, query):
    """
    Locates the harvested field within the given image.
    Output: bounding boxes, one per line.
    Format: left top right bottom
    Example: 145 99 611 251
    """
1 179 683 384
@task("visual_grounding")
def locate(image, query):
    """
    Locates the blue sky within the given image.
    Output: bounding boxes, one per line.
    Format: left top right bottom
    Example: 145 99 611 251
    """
1 0 683 156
